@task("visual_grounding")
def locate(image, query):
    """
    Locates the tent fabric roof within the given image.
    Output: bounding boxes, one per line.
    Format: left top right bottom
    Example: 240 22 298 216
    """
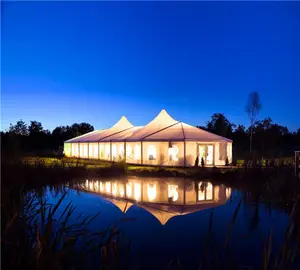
65 110 232 143
65 130 106 143
100 126 143 142
139 202 226 225
142 122 232 142
65 116 134 143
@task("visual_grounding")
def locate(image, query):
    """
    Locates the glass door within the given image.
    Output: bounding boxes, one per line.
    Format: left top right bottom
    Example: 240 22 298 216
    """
206 145 213 165
198 145 214 165
199 145 206 165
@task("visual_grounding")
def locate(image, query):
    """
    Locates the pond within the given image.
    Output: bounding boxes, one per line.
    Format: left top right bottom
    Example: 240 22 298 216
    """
46 176 298 270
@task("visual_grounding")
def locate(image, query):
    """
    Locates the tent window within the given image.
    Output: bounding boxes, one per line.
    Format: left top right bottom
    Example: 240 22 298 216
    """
226 188 231 199
134 144 141 160
99 145 104 158
147 184 157 201
118 145 124 159
168 184 179 202
198 182 214 201
112 145 117 159
219 143 227 161
126 145 132 159
168 145 179 161
147 145 156 160
105 144 110 158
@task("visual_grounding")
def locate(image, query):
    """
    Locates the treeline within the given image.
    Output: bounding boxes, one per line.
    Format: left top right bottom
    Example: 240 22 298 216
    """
1 115 300 160
199 113 300 159
1 120 94 158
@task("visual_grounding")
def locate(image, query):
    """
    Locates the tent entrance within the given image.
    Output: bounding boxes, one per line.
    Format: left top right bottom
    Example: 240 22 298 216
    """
198 145 214 166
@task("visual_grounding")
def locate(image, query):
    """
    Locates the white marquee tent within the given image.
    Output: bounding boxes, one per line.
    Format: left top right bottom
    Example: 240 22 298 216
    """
64 110 232 167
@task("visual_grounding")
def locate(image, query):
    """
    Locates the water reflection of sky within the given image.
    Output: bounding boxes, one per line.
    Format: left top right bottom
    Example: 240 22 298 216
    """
46 177 292 269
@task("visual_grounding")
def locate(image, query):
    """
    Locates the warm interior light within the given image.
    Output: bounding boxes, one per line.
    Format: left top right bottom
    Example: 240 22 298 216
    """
168 145 179 161
112 183 117 196
147 145 156 160
89 181 94 190
134 183 141 201
89 143 98 159
118 145 124 159
214 185 220 201
119 184 125 197
206 182 213 200
82 144 88 158
64 143 71 157
99 144 104 158
105 144 110 158
126 183 133 197
72 143 79 157
168 184 179 201
226 187 231 198
126 145 132 159
198 182 213 201
85 179 89 189
147 184 157 201
112 145 117 159
105 182 111 193
100 182 104 192
134 144 141 160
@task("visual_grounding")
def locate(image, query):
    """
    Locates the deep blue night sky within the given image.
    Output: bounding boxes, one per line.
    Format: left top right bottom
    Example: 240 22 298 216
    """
2 1 300 131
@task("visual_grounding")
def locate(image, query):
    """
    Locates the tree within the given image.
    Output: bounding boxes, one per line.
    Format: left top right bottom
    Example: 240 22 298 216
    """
232 125 248 159
205 113 235 138
8 120 28 136
69 123 94 138
78 123 94 134
245 92 261 154
28 121 43 135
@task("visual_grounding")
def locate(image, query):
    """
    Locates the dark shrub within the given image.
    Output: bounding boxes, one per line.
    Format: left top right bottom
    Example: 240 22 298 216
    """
194 156 199 167
225 157 229 166
201 157 205 167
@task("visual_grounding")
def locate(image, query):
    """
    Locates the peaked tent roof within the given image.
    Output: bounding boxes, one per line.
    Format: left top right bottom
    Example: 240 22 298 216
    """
105 198 133 213
126 109 232 142
125 109 180 141
94 116 134 141
65 116 134 143
139 201 227 225
65 110 232 143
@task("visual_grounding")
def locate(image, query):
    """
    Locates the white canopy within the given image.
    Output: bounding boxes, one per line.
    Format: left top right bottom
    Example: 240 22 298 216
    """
65 110 232 143
66 116 133 142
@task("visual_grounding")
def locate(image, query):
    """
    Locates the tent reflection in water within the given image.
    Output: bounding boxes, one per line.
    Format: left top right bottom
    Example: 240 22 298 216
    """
64 109 233 167
79 178 231 225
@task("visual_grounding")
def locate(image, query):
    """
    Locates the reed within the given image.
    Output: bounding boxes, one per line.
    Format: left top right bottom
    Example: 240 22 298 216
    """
1 185 130 270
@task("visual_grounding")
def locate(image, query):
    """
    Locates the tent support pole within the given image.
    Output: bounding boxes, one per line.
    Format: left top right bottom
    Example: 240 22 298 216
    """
87 142 89 159
98 142 100 160
184 140 186 167
124 141 126 162
110 141 112 162
141 141 143 165
70 143 72 157
183 180 186 205
78 143 80 159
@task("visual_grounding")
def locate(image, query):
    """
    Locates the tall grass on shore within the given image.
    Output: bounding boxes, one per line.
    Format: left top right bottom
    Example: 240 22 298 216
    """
195 196 300 270
2 182 300 270
1 186 131 270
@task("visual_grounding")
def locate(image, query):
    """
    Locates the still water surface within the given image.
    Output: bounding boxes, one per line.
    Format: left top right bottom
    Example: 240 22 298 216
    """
46 177 294 269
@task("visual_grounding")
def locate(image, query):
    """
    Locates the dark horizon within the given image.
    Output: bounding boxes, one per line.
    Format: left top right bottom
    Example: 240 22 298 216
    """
2 1 300 132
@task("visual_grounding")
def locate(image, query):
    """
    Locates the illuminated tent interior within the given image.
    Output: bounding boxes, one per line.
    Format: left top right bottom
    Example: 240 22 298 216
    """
64 110 232 166
76 179 231 225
